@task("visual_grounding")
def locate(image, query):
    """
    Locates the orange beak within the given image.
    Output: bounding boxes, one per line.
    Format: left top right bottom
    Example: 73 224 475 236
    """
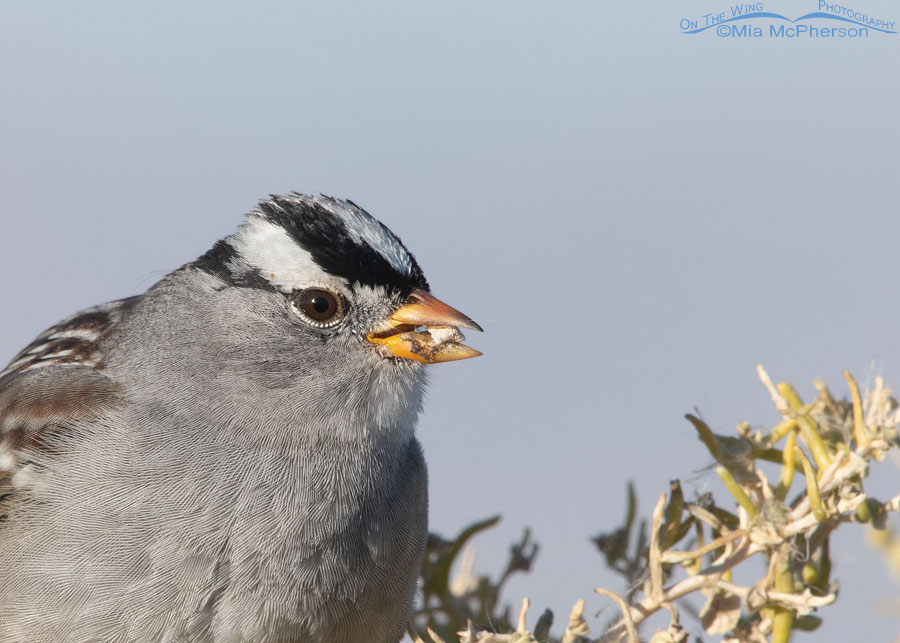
366 288 483 364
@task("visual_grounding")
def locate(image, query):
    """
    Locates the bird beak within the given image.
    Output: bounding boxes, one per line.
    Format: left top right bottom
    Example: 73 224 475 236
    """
366 288 483 364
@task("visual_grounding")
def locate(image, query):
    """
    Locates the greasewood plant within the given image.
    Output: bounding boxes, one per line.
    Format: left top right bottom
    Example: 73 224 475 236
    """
413 367 900 643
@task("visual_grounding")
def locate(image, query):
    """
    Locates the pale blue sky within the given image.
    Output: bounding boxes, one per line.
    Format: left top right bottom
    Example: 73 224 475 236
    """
2 0 899 639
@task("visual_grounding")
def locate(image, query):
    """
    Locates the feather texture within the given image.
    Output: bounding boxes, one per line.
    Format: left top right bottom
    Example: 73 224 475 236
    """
0 196 434 642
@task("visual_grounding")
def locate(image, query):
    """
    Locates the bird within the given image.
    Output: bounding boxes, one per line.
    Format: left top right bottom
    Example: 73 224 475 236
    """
0 193 482 642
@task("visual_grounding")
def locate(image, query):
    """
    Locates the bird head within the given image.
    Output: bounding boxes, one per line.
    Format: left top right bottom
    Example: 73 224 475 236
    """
192 194 482 379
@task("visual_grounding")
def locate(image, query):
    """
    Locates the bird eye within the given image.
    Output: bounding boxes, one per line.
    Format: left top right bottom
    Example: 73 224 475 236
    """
291 289 345 327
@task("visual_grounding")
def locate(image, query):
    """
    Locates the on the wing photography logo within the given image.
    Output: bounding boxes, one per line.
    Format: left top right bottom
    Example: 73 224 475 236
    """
681 1 896 38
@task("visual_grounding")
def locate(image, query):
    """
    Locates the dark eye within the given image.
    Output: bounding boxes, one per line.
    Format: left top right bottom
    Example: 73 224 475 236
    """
291 289 345 327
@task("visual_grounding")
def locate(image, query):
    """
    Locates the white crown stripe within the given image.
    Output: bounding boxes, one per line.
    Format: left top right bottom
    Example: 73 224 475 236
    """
327 202 415 276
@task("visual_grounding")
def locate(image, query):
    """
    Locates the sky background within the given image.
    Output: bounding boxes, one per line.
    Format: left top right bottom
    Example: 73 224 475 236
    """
1 0 899 639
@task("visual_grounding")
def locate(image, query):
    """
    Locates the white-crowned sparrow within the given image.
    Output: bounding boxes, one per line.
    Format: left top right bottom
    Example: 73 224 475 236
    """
0 194 482 642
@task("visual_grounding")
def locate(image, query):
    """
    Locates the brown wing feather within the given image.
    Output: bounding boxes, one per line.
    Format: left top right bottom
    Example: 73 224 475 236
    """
0 367 120 502
0 297 137 378
0 299 134 502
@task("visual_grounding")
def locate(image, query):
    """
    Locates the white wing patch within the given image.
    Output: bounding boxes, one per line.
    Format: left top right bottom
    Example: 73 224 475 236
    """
0 301 127 379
